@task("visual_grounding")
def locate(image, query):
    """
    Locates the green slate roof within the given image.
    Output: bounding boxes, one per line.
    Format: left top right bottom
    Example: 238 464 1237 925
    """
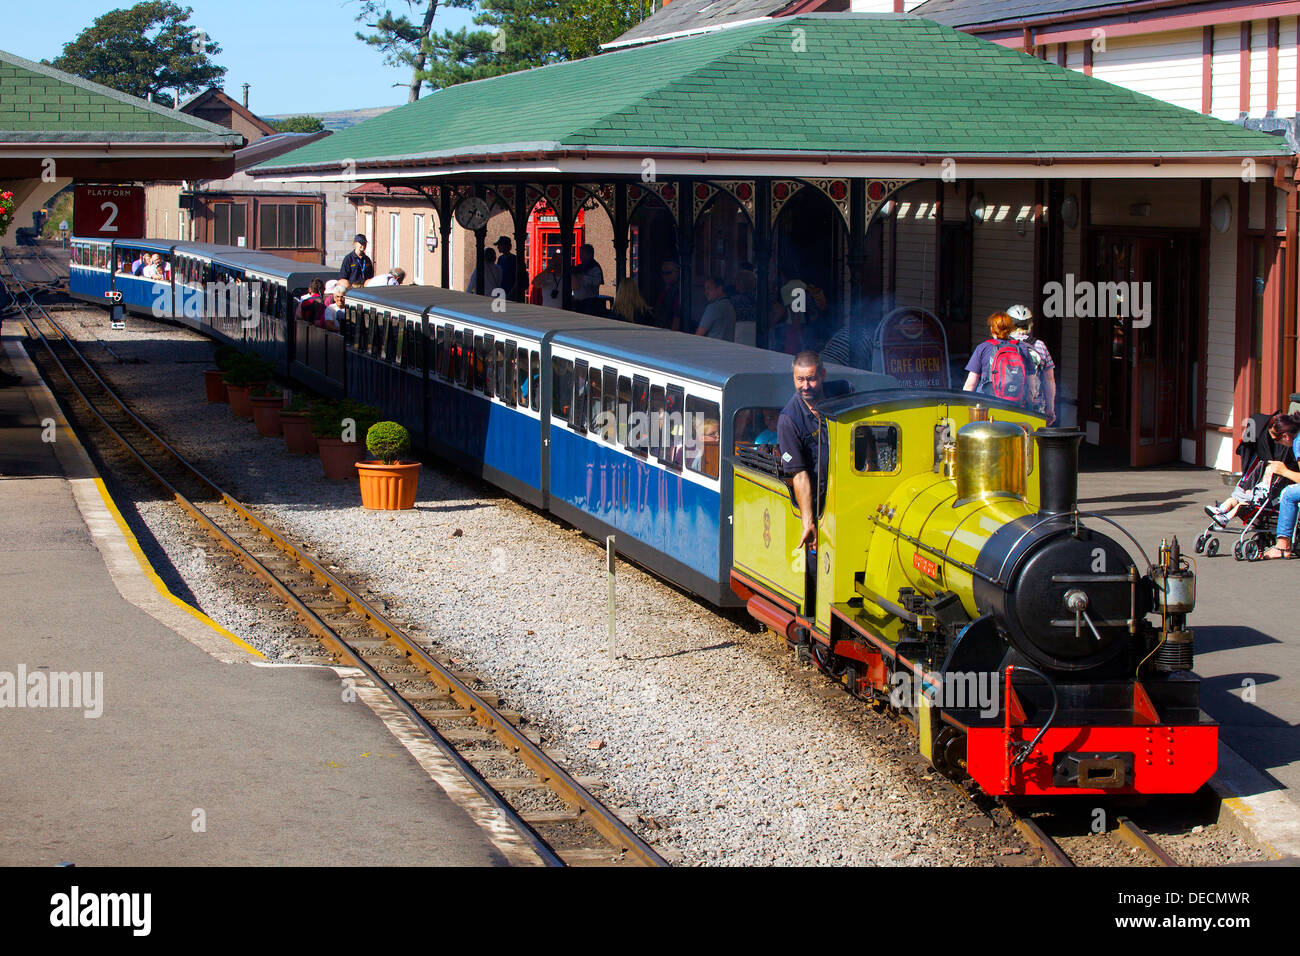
256 14 1290 174
0 49 243 145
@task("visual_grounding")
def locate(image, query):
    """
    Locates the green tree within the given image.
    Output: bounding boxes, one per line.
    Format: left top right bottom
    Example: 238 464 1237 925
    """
353 1 474 103
269 115 326 134
47 2 224 107
421 0 655 90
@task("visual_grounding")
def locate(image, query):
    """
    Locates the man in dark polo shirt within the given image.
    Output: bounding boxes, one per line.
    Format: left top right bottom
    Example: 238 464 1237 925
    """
777 350 847 612
339 234 375 286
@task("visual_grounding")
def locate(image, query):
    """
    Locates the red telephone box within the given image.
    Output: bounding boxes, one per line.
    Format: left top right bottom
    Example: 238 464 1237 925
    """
526 203 585 281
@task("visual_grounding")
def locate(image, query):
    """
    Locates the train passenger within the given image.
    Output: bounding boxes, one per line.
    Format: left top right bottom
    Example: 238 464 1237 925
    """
653 261 682 331
142 254 165 280
494 236 518 298
687 418 721 476
752 408 780 446
322 279 348 331
468 248 503 296
695 276 737 341
611 278 653 324
294 278 326 324
1008 304 1057 425
339 234 375 286
730 265 758 346
572 244 605 315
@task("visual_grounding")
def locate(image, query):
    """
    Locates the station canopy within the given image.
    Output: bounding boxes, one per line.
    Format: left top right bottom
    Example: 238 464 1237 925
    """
250 14 1292 186
0 49 242 181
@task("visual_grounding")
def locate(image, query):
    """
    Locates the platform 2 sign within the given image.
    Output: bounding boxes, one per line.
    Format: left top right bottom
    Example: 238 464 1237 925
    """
73 185 145 240
873 307 950 389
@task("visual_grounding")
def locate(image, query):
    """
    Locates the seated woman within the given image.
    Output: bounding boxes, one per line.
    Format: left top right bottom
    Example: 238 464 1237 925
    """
1206 412 1300 528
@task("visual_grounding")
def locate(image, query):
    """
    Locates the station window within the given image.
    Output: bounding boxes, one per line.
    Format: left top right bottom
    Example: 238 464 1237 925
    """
552 357 573 420
853 424 900 474
685 396 722 480
530 351 540 412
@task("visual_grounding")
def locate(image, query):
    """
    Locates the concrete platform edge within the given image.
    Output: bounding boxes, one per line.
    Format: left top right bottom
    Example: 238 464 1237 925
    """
5 328 545 867
1211 742 1300 861
5 329 261 664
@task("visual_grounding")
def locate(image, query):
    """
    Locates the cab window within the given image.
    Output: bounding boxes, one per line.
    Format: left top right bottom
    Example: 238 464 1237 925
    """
853 424 899 473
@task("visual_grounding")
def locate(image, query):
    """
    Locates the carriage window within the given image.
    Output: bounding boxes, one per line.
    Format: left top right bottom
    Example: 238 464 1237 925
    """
495 341 506 400
616 375 631 445
372 313 389 358
515 344 528 407
602 368 617 441
736 406 782 449
588 366 603 435
392 318 407 367
854 424 900 474
685 396 722 480
473 335 487 394
663 385 685 469
530 351 540 412
649 385 665 459
552 357 573 420
483 334 495 398
630 376 650 454
572 359 589 433
433 326 445 378
503 341 517 407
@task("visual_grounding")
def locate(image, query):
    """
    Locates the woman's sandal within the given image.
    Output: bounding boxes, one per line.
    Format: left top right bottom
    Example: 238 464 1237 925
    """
1263 546 1292 560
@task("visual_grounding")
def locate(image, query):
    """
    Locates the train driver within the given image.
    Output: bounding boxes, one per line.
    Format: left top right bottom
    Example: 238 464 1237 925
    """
778 352 851 611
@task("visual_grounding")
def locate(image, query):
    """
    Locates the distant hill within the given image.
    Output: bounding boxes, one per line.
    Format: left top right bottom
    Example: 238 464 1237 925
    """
263 105 400 133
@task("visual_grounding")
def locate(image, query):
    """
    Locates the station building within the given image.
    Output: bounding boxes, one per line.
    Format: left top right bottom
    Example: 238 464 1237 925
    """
243 13 1291 470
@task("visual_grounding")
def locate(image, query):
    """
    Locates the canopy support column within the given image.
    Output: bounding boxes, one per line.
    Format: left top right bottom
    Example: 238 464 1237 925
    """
560 183 574 310
614 182 628 290
677 176 694 333
438 188 452 291
755 179 772 350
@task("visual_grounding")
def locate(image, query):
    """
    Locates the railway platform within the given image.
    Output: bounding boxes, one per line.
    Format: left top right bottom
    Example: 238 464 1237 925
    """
1076 459 1300 856
0 327 537 866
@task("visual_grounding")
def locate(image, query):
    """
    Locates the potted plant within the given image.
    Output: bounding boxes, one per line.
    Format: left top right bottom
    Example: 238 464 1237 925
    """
205 345 240 403
312 400 380 480
224 355 273 420
357 422 421 510
249 384 285 437
280 394 317 455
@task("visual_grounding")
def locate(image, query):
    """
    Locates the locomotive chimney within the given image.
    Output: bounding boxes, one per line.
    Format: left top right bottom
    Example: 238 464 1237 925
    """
1035 428 1085 515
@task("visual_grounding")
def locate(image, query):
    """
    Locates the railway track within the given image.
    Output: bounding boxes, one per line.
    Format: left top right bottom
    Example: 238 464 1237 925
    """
1008 805 1181 867
1 251 667 868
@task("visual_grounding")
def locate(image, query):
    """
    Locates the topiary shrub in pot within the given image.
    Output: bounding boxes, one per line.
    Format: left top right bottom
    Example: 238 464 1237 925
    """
313 400 380 480
223 355 274 420
205 345 241 403
357 421 420 510
248 383 285 437
280 393 317 455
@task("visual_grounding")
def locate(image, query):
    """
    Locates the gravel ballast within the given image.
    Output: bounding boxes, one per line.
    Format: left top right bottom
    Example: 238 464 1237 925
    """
46 310 1266 867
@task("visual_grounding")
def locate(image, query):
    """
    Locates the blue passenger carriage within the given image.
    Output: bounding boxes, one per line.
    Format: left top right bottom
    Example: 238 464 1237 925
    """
68 237 114 304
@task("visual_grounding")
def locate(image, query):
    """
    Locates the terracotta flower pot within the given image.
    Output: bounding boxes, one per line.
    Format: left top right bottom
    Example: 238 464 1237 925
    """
250 395 284 437
357 460 421 510
281 411 317 455
226 384 255 419
204 369 228 403
317 437 366 480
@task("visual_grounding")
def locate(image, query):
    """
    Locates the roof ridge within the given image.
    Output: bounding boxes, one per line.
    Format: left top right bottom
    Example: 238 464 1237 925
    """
0 47 240 140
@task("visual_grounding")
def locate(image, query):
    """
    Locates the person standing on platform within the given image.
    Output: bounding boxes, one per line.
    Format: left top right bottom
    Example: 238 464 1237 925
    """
654 260 683 331
1007 303 1057 425
494 237 518 299
339 234 374 286
572 244 604 315
695 276 737 341
468 248 503 297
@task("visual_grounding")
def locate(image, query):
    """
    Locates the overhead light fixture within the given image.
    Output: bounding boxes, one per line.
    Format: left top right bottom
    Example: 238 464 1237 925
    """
969 192 987 222
1130 202 1152 218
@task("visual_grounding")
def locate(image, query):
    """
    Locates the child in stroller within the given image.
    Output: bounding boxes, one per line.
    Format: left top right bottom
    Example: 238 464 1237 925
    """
1198 411 1300 560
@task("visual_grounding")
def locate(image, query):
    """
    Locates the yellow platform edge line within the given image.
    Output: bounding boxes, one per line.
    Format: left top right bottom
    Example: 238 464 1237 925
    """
91 476 265 660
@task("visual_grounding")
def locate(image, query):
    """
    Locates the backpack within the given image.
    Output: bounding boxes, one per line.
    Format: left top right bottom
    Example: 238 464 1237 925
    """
980 338 1036 406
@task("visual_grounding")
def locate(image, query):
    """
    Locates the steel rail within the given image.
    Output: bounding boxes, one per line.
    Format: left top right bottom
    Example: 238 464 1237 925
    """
1113 815 1180 867
3 257 665 867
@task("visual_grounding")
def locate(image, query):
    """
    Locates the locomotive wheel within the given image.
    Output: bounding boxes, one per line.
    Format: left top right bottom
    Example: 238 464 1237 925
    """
1233 541 1244 561
1194 533 1207 554
1244 539 1262 561
1206 538 1220 556
810 641 846 678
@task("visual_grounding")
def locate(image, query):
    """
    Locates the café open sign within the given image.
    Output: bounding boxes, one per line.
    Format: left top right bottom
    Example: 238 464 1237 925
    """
874 308 950 389
74 185 145 240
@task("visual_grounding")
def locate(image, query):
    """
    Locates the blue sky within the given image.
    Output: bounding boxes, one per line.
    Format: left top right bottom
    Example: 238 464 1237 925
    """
9 0 478 114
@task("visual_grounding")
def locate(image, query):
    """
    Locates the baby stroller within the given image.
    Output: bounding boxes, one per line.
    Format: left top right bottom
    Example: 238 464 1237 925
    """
1194 410 1294 561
